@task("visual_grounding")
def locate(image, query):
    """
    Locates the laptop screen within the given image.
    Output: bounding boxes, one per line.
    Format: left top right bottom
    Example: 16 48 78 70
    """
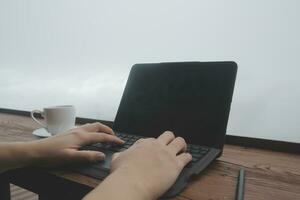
113 62 237 149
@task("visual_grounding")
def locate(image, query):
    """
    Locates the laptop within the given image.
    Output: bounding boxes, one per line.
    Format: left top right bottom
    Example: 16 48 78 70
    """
74 61 237 197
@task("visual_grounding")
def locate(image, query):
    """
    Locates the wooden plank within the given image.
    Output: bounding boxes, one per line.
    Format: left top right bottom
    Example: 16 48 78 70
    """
179 160 300 200
1 113 300 200
10 184 38 200
0 113 38 142
222 145 300 175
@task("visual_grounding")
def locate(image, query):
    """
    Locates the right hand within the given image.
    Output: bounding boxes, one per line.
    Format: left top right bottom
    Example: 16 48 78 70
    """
110 131 192 199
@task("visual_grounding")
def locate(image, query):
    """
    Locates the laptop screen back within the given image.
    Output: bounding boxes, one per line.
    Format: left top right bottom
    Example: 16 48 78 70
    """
113 62 237 149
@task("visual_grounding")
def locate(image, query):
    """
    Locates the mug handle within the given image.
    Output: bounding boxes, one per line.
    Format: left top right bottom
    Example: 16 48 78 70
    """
30 110 47 128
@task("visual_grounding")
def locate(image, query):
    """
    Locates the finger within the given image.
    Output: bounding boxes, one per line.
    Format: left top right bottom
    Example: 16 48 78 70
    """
133 138 155 145
79 132 124 146
134 138 146 145
167 137 187 154
130 138 155 151
157 131 175 145
80 122 115 135
177 153 192 168
112 152 120 161
71 150 105 163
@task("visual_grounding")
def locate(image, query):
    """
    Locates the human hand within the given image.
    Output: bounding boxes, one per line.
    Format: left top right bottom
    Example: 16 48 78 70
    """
27 122 124 167
111 131 192 199
84 131 192 200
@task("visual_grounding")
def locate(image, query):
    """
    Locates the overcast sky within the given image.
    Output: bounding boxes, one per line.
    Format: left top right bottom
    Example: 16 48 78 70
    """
1 0 299 143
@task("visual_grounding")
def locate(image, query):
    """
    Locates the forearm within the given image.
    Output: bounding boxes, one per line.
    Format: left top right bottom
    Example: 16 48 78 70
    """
83 168 153 200
0 142 38 171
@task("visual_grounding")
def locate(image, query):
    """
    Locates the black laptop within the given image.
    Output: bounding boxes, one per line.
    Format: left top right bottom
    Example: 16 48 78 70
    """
74 61 237 197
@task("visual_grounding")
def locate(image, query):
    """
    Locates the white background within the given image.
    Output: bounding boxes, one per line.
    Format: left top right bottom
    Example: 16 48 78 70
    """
0 0 299 142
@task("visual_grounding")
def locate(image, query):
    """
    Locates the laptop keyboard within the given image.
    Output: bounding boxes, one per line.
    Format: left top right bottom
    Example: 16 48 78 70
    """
81 132 209 168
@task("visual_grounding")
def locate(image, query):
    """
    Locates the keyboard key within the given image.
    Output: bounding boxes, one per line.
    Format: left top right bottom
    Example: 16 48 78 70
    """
190 149 198 154
109 143 125 151
93 143 103 148
193 154 202 159
102 143 112 149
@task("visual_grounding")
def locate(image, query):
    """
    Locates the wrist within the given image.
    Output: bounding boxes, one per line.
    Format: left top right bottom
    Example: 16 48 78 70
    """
86 165 155 200
84 167 154 200
0 142 41 170
21 142 41 167
111 166 155 200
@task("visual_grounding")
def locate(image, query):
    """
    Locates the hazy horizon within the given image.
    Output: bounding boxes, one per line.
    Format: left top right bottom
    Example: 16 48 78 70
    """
1 0 300 143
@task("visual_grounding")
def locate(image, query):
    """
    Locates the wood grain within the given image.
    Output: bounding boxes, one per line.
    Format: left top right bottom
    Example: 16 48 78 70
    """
10 184 38 200
1 113 300 200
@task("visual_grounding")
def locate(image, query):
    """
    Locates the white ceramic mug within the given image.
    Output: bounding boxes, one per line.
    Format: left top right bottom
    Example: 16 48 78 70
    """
31 105 76 135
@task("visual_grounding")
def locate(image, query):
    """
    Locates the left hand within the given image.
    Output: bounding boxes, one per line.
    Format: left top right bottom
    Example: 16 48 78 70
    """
26 122 124 167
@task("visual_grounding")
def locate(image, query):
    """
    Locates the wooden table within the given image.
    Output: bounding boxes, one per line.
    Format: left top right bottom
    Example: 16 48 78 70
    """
0 112 300 200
